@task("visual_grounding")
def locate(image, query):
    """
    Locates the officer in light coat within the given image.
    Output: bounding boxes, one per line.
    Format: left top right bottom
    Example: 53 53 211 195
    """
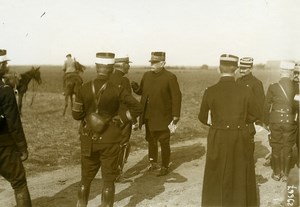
263 61 297 182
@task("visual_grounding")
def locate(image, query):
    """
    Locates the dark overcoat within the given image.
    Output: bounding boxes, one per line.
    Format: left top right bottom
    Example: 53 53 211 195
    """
198 76 259 207
0 80 27 152
72 76 142 156
133 68 181 131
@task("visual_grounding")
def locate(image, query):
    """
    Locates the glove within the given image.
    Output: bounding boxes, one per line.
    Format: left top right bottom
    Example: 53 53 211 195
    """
172 117 180 125
112 115 124 128
130 81 139 91
132 122 139 131
20 150 28 161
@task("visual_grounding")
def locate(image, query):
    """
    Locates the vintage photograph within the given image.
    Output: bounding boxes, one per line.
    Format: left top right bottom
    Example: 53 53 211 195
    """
0 0 299 206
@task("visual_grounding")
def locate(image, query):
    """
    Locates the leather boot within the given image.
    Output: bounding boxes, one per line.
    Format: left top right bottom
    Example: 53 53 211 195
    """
14 186 32 207
76 184 90 207
271 155 281 181
156 166 169 177
100 186 115 207
282 156 291 182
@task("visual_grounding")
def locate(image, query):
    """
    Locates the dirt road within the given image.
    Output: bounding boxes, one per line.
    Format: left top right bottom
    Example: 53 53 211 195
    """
0 131 292 207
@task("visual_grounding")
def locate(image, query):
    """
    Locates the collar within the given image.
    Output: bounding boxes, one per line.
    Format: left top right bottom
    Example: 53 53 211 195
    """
114 69 125 76
240 72 253 80
219 76 235 82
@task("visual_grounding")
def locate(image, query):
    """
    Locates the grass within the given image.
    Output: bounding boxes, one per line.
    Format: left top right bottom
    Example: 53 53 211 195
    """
10 65 279 176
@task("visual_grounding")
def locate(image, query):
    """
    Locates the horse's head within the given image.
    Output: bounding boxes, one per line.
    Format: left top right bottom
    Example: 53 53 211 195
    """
74 59 86 74
31 66 42 84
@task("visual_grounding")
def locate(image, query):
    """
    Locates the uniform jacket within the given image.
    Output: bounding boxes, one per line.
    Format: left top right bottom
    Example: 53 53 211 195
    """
133 68 182 131
198 76 259 207
72 75 142 156
110 70 132 117
236 72 265 119
263 77 296 125
0 80 27 152
236 72 265 135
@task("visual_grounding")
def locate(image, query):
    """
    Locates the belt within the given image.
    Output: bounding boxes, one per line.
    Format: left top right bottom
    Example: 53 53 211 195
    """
272 109 292 114
211 124 247 130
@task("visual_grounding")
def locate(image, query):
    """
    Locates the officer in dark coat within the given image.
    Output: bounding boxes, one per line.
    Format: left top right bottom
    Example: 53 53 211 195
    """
0 49 32 206
263 61 297 182
109 56 137 182
131 51 182 176
199 54 259 207
72 52 142 207
237 57 265 152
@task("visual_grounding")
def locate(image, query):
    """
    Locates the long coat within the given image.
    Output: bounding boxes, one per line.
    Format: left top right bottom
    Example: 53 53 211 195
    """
0 80 27 152
198 76 259 207
72 75 142 156
133 68 182 131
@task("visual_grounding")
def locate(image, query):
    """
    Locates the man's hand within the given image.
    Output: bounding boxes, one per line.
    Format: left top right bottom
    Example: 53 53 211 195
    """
130 81 139 91
20 150 28 161
112 115 124 128
172 117 180 125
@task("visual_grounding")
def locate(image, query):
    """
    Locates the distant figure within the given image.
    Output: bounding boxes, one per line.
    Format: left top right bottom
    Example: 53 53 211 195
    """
236 57 265 153
199 54 259 207
0 49 32 206
72 52 142 207
110 56 138 182
263 61 297 182
62 53 82 92
131 51 182 176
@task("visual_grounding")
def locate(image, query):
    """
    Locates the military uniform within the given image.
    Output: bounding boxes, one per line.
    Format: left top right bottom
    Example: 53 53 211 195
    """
0 78 31 206
263 74 297 180
72 74 142 206
292 69 299 163
199 54 259 207
110 68 133 180
133 60 182 173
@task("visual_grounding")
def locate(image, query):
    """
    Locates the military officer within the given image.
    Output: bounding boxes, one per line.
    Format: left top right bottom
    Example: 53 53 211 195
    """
109 56 137 182
0 49 32 206
131 51 182 176
237 57 265 152
72 52 142 207
263 61 297 182
199 54 259 207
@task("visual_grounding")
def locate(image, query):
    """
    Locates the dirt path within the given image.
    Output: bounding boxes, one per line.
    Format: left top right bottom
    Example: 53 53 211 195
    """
0 131 292 207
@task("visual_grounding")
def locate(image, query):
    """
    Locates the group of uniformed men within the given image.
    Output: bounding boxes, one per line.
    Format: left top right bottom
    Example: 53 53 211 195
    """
0 48 299 207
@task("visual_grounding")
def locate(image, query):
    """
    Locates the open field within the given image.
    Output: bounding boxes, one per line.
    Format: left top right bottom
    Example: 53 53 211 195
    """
1 66 294 206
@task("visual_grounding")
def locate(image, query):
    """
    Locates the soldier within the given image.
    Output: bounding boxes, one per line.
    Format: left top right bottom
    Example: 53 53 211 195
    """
237 57 265 153
263 61 297 182
109 56 137 182
72 52 142 207
131 51 182 176
199 54 259 207
0 49 32 206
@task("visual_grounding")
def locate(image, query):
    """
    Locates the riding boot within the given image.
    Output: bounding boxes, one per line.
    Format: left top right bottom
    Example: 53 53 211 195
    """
282 156 292 182
100 186 115 207
76 184 90 207
14 185 32 207
271 155 281 181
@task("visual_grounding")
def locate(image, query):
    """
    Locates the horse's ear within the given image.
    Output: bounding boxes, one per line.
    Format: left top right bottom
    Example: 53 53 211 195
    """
36 67 40 71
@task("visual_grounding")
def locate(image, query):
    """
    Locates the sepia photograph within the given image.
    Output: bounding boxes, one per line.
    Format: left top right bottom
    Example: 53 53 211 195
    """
0 0 299 206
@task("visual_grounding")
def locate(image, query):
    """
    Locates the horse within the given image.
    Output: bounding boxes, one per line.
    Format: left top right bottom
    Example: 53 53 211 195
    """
63 60 85 116
4 66 42 115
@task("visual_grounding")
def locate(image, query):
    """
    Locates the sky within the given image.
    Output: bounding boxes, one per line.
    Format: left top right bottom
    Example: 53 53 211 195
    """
0 0 299 66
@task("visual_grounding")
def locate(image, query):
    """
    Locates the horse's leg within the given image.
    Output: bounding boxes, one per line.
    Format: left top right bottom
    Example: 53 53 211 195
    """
70 94 74 109
18 93 24 116
63 94 69 116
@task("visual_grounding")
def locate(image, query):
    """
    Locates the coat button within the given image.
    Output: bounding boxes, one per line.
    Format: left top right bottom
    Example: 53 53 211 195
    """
287 120 289 122
281 114 283 117
237 126 240 128
280 120 283 122
99 137 102 140
286 114 289 117
287 109 290 111
227 125 230 128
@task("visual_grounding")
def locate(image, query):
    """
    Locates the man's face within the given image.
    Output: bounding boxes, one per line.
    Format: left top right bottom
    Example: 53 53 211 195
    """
0 61 9 75
122 63 130 74
239 67 251 76
293 71 299 82
150 61 164 73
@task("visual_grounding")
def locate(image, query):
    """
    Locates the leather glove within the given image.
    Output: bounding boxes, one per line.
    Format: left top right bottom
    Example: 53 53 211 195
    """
130 81 139 91
20 150 29 161
112 115 124 128
172 117 180 125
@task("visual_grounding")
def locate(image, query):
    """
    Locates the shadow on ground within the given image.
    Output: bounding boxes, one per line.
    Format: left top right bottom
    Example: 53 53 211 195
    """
30 143 205 207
